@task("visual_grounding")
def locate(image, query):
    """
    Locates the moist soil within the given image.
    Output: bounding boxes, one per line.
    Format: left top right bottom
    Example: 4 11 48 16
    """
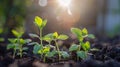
0 35 120 67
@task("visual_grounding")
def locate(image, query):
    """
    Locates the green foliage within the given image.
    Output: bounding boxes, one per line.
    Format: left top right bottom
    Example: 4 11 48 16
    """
61 51 69 59
29 33 39 38
33 44 43 54
81 41 90 51
7 30 31 58
34 16 47 30
77 51 87 59
69 27 95 60
69 44 79 51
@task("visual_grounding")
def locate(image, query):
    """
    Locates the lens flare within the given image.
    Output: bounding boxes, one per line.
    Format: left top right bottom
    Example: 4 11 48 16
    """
58 0 71 7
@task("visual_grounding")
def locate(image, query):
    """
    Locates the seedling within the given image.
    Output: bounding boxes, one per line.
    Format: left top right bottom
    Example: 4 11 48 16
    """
69 28 95 60
30 16 47 46
29 16 47 58
7 30 31 58
52 32 69 60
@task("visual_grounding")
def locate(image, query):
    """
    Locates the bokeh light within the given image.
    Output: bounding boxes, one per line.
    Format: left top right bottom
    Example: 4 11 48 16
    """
58 0 72 8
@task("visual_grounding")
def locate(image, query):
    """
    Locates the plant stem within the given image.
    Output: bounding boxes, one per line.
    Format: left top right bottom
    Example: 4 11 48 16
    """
19 46 23 58
13 48 16 59
40 29 43 58
40 29 43 46
43 55 46 62
77 42 82 61
55 39 61 60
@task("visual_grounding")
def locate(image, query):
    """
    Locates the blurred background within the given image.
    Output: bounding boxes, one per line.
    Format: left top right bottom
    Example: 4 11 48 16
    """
0 0 120 39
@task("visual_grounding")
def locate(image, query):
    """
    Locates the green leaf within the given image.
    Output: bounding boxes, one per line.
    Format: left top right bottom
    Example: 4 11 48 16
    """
71 28 82 37
90 48 99 51
46 52 54 58
43 33 53 41
42 46 50 54
12 30 20 37
41 19 47 29
69 44 79 51
78 37 83 42
61 51 69 59
34 16 42 27
20 38 26 44
82 41 90 51
12 30 23 37
28 42 39 45
8 38 17 43
77 51 87 59
53 32 58 39
46 50 57 58
7 44 15 49
58 35 69 40
33 45 43 54
23 47 28 50
29 33 39 38
87 34 95 39
24 39 32 43
82 28 88 36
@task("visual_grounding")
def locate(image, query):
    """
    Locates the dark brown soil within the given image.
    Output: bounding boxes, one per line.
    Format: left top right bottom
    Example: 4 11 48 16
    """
0 35 120 67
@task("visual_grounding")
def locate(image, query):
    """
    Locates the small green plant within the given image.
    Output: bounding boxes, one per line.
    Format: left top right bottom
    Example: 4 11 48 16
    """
52 32 69 60
7 30 31 58
29 16 69 62
69 28 95 60
29 16 47 60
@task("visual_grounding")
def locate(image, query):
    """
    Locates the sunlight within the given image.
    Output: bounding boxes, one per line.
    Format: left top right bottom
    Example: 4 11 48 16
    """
58 0 71 8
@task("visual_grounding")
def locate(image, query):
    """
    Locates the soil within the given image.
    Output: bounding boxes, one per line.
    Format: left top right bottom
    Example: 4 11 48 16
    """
0 35 120 67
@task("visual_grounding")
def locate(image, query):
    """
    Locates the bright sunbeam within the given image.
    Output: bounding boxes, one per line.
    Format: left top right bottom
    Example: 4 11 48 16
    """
58 0 71 7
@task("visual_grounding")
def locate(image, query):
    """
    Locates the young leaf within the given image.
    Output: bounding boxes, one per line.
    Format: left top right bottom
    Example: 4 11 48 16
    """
69 44 79 51
82 28 88 36
29 33 39 38
61 51 69 59
53 32 58 39
12 30 20 37
58 35 69 40
23 47 28 51
82 41 90 51
24 39 32 43
71 28 82 37
8 38 17 43
12 30 24 37
33 45 43 54
87 34 95 39
7 44 15 49
90 48 99 51
46 50 57 58
28 42 39 45
42 46 50 53
34 16 42 27
41 19 47 28
77 51 87 59
20 38 25 44
43 33 53 41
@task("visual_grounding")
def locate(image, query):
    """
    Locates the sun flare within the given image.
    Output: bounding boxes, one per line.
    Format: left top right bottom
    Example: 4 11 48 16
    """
58 0 71 7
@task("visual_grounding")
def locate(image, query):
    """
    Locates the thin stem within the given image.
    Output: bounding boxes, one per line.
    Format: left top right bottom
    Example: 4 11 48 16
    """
55 39 61 60
40 29 43 46
43 55 46 62
77 42 82 61
19 46 23 58
13 48 16 59
40 29 43 59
